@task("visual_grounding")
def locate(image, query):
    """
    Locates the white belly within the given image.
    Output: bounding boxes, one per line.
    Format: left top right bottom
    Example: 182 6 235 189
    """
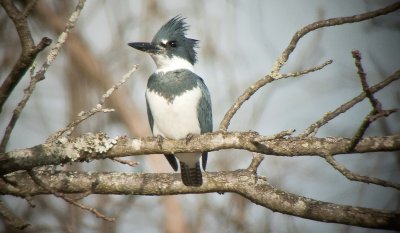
175 153 201 166
146 87 202 139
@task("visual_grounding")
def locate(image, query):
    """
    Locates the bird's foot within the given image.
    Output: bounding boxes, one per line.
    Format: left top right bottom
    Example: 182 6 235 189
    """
185 133 195 145
155 135 164 149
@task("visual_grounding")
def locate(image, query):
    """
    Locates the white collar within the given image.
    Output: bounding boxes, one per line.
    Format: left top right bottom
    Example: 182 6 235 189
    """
151 54 194 73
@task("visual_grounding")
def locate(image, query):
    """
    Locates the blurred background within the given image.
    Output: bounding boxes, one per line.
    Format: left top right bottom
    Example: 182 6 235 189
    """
1 0 399 232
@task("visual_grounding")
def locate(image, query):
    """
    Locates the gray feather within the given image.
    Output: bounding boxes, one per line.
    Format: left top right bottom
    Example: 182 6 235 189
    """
147 70 198 102
151 16 198 64
196 78 212 170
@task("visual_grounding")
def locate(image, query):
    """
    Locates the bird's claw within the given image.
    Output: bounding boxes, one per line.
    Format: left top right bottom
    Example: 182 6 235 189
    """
185 133 195 144
155 135 164 149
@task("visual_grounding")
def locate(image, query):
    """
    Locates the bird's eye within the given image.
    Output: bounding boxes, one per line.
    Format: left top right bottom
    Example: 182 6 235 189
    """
168 41 177 48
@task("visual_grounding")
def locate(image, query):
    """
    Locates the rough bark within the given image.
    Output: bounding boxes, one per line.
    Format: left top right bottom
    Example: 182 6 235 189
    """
1 132 399 176
1 169 399 230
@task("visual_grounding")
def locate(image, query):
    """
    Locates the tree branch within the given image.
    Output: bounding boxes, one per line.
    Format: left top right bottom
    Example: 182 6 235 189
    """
0 199 29 230
1 132 399 176
270 2 400 75
0 0 52 112
351 50 380 110
324 154 400 190
46 64 138 142
0 0 86 152
219 2 400 131
247 153 264 173
1 2 399 231
300 69 400 137
27 170 115 222
219 60 332 131
1 170 399 230
345 50 397 151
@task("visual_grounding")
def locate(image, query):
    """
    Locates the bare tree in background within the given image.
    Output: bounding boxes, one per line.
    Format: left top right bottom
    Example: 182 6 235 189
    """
0 1 399 232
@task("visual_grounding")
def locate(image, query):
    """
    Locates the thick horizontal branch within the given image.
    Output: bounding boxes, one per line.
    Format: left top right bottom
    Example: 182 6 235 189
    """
1 132 399 175
1 170 399 230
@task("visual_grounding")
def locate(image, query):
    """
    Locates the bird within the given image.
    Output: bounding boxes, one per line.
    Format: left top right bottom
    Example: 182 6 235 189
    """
128 16 212 186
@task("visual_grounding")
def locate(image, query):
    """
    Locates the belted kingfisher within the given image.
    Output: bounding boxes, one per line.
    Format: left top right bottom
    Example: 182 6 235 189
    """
128 16 212 186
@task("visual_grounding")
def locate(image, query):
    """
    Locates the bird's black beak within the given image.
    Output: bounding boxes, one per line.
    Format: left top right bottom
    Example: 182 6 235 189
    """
128 42 159 54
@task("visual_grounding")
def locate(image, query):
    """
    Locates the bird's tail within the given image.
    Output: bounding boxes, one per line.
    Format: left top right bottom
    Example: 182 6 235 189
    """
180 161 202 186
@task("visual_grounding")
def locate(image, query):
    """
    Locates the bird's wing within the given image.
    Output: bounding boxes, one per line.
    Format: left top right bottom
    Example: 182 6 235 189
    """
196 77 213 170
145 95 154 133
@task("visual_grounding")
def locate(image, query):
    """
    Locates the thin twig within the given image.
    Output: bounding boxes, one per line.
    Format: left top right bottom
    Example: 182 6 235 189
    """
27 170 115 222
46 64 138 142
348 111 375 151
34 0 86 78
253 129 296 142
0 200 30 230
0 0 86 152
281 60 333 79
70 190 92 201
351 50 381 111
270 2 400 76
110 158 140 167
0 0 52 113
347 50 377 150
220 3 400 132
0 76 40 153
348 109 397 151
268 129 296 139
324 154 400 191
299 69 400 137
347 50 397 151
219 60 332 131
21 0 39 17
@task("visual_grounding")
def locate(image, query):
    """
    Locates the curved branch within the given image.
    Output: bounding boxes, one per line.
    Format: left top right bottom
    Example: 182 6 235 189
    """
1 170 399 230
324 154 400 190
218 2 400 131
1 132 399 176
270 2 400 74
219 60 332 131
